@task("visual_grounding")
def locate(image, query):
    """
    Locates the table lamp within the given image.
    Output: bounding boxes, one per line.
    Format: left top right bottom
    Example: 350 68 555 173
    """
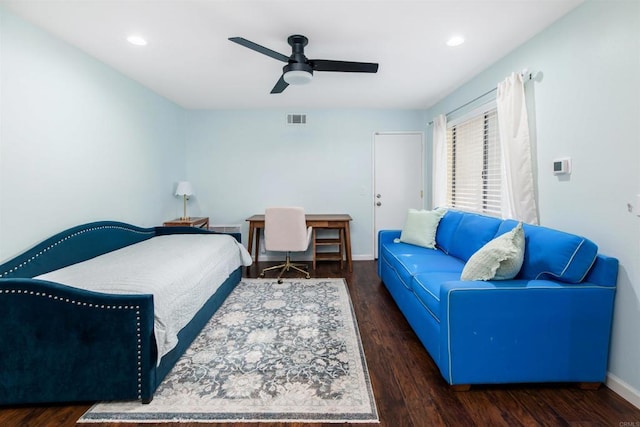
175 181 194 220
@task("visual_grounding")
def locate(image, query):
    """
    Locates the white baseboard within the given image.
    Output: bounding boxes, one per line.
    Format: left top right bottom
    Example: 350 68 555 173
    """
606 372 640 409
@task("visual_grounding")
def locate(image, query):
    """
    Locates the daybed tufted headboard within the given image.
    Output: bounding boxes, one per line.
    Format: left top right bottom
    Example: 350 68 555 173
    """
0 221 156 279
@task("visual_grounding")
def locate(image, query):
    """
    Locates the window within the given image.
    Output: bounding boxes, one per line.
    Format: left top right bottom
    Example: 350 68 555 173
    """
446 106 501 216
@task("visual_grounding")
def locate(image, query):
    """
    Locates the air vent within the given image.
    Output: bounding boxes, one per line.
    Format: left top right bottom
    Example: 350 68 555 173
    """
287 113 307 125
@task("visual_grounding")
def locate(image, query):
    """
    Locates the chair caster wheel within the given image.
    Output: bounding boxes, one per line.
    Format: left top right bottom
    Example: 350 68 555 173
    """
277 279 283 284
259 273 265 278
305 274 310 279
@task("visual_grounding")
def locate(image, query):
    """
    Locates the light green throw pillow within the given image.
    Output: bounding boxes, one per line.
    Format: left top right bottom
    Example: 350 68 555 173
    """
461 222 525 281
398 208 447 249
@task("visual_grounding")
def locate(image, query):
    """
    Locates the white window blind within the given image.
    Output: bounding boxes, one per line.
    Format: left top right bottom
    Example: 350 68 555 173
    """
446 108 501 216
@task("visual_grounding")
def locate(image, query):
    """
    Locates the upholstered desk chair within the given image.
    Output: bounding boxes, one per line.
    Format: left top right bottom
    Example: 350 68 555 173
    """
259 207 312 283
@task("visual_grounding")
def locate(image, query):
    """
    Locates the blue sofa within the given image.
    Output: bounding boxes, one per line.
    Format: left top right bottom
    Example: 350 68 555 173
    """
378 209 618 388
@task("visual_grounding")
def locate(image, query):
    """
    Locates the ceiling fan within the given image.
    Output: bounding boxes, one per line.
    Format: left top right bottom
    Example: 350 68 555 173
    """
228 34 379 94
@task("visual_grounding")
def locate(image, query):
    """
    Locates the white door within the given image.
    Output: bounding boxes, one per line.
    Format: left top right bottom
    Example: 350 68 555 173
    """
373 132 424 258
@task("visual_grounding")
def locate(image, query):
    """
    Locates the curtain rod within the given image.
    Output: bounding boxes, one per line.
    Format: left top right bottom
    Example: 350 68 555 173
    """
427 71 535 126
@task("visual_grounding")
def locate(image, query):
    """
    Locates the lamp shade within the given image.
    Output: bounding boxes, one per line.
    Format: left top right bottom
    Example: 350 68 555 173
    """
175 181 194 197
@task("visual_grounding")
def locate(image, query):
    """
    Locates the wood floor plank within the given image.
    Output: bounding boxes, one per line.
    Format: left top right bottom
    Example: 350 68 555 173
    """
0 260 638 427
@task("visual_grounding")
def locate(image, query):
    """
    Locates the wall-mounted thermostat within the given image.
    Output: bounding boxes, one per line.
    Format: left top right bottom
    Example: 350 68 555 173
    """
553 158 571 175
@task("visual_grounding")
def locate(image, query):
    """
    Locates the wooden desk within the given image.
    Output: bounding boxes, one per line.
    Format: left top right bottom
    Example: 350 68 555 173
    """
163 217 209 229
246 214 353 272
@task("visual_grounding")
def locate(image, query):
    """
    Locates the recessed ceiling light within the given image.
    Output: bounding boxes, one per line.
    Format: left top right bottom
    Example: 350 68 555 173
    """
446 36 465 47
127 35 147 46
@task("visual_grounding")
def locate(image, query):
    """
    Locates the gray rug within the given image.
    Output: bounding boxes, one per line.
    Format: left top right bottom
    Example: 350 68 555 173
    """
79 278 378 423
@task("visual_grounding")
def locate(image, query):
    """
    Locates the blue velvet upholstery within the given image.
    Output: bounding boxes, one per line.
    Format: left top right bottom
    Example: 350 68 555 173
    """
378 209 618 387
0 278 154 404
0 221 243 405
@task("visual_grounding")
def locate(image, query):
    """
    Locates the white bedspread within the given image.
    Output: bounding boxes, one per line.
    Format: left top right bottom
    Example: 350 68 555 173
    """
36 234 252 362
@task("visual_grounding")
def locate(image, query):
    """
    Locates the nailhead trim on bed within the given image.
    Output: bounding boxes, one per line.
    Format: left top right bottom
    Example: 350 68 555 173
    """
0 288 144 399
0 225 154 277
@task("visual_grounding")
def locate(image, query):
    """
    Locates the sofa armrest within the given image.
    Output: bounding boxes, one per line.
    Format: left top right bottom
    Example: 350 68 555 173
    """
584 254 618 287
377 230 401 277
378 229 401 245
438 279 616 386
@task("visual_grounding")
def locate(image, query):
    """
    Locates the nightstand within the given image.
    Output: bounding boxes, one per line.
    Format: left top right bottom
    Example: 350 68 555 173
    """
163 217 209 229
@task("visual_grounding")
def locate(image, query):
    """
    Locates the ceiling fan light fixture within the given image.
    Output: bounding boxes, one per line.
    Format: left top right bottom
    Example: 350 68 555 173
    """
283 70 313 85
229 35 377 93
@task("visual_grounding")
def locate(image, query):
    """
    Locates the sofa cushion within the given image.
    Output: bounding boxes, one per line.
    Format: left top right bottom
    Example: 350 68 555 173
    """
412 272 465 322
435 210 464 254
446 212 503 262
461 222 525 281
497 220 598 283
380 242 463 290
399 208 446 249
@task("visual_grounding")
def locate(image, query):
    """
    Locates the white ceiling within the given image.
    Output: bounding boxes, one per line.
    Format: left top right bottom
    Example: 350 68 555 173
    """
2 0 583 110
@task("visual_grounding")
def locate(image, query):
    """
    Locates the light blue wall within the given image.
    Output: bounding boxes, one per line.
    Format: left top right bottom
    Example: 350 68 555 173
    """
0 7 186 261
183 109 426 258
426 0 640 399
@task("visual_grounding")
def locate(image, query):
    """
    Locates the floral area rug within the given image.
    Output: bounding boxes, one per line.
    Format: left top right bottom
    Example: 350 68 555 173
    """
79 278 378 423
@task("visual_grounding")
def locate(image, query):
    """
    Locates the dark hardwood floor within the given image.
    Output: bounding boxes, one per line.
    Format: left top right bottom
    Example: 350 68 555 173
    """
2 260 639 427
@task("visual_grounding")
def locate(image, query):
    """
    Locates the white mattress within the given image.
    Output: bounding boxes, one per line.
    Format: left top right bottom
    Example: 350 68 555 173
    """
36 233 252 362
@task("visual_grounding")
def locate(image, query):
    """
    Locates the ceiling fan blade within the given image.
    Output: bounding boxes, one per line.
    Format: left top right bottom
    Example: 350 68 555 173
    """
311 60 379 73
228 37 289 63
270 75 289 94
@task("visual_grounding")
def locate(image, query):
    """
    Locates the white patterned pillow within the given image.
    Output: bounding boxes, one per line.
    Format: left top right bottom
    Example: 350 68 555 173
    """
398 208 447 249
461 222 525 281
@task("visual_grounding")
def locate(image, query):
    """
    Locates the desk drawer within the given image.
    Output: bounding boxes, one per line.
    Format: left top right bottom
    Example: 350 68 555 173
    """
311 221 348 228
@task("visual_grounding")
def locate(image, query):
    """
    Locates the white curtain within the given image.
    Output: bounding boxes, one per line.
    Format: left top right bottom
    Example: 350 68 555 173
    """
496 73 538 224
431 114 448 208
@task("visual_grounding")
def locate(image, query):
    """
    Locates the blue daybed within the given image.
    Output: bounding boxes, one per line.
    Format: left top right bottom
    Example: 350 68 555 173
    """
0 221 251 405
